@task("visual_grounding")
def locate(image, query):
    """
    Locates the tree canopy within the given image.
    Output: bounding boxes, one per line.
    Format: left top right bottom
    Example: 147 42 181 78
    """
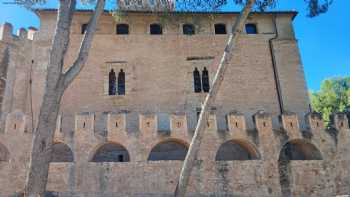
310 77 350 125
7 0 333 17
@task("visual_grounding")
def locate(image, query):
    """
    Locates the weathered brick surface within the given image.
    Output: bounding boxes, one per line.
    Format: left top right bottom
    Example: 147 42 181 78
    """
0 12 349 197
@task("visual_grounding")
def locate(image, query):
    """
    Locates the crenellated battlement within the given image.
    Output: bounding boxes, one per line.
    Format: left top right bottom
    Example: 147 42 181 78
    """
0 22 37 43
3 110 349 143
1 110 349 196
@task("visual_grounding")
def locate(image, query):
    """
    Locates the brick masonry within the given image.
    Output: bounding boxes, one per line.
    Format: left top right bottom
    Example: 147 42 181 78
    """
0 11 349 197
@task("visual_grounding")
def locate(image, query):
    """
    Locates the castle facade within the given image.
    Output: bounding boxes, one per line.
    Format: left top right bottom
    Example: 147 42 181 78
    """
0 9 349 197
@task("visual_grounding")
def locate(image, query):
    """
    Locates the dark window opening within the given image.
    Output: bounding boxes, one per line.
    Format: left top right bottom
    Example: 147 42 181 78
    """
109 69 116 95
118 154 124 162
214 23 227 34
118 69 125 95
81 24 88 34
150 24 162 35
245 24 257 34
196 109 201 121
193 67 202 93
202 67 210 92
183 24 195 35
116 24 129 34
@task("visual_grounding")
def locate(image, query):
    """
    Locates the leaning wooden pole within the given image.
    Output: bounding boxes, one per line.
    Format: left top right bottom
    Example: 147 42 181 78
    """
174 1 256 196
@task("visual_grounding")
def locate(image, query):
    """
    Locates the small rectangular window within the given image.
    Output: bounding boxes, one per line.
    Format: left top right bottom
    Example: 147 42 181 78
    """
214 24 227 34
183 24 195 35
150 24 162 35
116 24 129 35
81 24 88 34
245 24 257 34
118 155 124 162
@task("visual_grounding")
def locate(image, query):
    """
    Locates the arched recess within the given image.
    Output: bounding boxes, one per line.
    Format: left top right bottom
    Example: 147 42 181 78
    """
91 142 130 162
215 139 260 161
0 142 9 162
148 139 188 161
279 139 322 160
51 142 74 162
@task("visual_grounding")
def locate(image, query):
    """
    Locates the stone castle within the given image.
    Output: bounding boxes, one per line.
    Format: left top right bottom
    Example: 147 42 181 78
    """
0 8 349 197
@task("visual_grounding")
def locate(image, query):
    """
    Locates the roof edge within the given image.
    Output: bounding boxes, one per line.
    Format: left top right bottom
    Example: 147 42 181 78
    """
36 9 298 19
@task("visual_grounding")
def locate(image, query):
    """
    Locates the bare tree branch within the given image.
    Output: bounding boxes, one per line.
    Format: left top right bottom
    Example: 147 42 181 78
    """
174 0 256 196
62 0 106 89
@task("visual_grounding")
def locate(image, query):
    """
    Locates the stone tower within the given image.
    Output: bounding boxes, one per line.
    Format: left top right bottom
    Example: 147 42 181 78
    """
0 9 349 197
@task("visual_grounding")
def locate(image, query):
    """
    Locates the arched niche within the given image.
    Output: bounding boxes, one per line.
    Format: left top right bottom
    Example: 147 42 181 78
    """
91 142 130 162
279 139 323 160
0 142 9 162
148 139 188 161
215 139 260 161
51 142 74 162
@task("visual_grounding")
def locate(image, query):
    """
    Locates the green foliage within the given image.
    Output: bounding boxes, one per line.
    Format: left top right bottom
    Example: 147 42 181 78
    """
310 77 350 125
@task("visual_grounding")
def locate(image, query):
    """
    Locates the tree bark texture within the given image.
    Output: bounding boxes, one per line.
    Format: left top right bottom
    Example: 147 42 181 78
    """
174 1 256 196
24 0 105 196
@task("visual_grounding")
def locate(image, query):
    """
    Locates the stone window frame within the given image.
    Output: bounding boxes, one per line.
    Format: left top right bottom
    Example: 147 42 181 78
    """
187 57 214 95
103 62 129 97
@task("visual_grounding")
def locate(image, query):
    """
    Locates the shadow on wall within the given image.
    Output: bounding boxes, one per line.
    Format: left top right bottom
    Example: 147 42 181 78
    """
148 139 188 161
91 142 130 162
0 142 9 162
279 139 323 161
215 139 260 161
51 142 74 162
278 139 323 197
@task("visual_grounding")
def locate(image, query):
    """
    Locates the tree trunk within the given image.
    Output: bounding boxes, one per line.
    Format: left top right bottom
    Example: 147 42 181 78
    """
174 1 256 196
24 0 105 196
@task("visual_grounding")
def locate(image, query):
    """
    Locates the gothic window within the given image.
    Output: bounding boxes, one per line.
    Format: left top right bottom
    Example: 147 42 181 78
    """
183 24 195 35
118 69 125 95
81 23 88 34
245 23 257 34
193 67 202 93
109 69 116 95
116 24 129 34
150 23 162 35
202 67 210 92
214 23 227 34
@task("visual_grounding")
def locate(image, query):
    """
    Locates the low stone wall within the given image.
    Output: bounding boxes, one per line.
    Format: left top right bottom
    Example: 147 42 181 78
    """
44 160 350 197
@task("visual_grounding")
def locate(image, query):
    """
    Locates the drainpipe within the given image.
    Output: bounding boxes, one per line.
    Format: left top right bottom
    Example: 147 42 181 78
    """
269 14 284 114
